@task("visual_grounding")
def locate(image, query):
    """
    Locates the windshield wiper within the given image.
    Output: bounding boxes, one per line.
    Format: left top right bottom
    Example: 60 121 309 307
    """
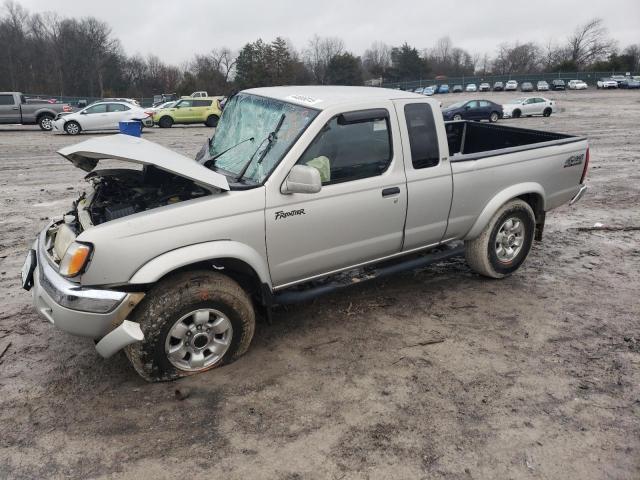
234 113 286 183
204 136 255 168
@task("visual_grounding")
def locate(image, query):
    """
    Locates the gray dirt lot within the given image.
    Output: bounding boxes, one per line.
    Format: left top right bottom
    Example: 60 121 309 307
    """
0 89 639 480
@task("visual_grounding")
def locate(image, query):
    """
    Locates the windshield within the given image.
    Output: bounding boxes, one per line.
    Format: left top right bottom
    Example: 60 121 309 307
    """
511 98 526 104
209 93 318 184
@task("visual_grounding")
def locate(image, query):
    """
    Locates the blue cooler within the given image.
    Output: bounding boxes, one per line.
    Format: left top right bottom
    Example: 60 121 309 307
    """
119 120 142 137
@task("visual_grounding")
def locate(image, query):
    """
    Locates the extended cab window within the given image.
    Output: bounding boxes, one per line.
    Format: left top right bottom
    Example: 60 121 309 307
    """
298 110 392 185
192 100 213 107
404 103 440 169
0 94 15 105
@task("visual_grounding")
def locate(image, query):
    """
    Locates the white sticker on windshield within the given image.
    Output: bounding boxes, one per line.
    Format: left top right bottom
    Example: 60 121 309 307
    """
286 95 323 106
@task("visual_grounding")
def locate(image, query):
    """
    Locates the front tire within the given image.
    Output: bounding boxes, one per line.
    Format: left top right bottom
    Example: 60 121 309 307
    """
464 199 535 279
64 121 81 135
512 109 521 119
126 271 255 382
489 111 499 123
38 113 54 131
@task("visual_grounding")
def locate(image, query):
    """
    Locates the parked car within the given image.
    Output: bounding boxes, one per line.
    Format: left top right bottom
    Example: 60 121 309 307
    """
505 80 518 91
0 92 72 131
452 85 463 93
502 97 556 118
465 83 478 92
22 86 589 381
51 101 153 135
102 97 140 106
536 81 550 91
153 97 223 128
493 81 505 91
551 79 566 90
147 100 177 113
152 93 178 106
596 78 618 89
479 83 491 92
191 91 209 98
424 86 437 96
441 99 503 122
414 87 425 94
437 84 450 94
568 80 588 90
618 78 640 89
610 75 627 86
521 82 534 92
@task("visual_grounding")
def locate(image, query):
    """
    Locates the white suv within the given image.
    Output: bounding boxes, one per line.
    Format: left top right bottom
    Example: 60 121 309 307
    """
505 80 518 91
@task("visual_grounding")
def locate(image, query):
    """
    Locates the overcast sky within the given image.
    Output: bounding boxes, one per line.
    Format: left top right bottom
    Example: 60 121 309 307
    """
14 0 640 63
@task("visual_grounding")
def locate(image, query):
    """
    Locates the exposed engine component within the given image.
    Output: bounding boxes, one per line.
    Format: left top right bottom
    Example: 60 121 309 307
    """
81 166 210 226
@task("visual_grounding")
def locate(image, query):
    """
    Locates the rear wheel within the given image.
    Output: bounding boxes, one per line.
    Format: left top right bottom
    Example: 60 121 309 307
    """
464 199 535 279
543 108 552 117
126 271 255 382
205 114 219 127
512 109 521 119
489 111 499 123
38 113 54 131
64 121 81 135
158 116 173 128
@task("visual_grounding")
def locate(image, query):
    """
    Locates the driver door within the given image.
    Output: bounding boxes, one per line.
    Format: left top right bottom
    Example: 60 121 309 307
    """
80 103 109 130
173 99 195 123
265 107 407 287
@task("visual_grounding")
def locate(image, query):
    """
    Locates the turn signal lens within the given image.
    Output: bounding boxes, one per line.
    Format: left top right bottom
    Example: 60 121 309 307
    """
59 242 92 277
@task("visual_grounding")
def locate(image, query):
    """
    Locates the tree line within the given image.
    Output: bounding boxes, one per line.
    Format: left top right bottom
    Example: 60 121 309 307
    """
0 1 638 99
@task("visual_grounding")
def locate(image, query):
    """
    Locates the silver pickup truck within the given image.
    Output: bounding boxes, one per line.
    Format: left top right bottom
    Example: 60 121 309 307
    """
21 86 589 381
0 92 72 130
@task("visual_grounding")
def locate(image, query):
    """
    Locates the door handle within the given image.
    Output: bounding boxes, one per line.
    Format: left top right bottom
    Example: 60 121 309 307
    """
12 107 19 110
382 187 400 197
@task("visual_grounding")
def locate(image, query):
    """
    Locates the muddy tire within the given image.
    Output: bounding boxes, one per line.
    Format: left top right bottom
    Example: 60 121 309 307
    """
205 114 219 127
125 271 255 382
464 199 535 279
512 109 521 119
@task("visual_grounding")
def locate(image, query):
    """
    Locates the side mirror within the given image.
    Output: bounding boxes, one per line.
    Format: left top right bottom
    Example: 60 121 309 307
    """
80 110 87 114
281 165 322 194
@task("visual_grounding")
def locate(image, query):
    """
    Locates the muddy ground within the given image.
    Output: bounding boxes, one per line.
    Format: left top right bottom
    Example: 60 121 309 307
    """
0 90 638 480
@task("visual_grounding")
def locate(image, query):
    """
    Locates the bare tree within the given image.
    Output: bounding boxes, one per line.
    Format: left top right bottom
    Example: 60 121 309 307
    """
566 18 616 67
304 34 344 84
363 41 391 78
211 47 237 82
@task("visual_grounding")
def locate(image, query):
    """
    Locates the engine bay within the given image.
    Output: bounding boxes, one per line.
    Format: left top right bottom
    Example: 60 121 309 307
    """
78 166 211 226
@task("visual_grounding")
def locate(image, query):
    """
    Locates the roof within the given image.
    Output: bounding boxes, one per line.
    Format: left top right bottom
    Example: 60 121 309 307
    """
243 85 427 110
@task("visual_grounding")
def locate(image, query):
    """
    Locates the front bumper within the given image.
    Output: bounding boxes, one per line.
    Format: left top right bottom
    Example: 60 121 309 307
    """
29 227 145 354
51 118 65 134
569 184 587 205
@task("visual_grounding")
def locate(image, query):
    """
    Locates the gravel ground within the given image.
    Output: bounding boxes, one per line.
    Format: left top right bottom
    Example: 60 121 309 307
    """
0 89 638 480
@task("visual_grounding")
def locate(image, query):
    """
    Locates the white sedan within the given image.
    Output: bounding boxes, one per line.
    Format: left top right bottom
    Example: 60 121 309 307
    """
568 80 588 90
52 101 153 135
465 83 478 92
502 97 556 119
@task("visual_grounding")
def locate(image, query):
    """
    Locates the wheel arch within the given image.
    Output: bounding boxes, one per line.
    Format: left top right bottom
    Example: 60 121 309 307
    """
128 240 272 295
463 183 546 240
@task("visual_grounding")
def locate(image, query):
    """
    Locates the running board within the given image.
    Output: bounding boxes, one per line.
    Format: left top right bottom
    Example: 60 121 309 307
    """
273 244 465 305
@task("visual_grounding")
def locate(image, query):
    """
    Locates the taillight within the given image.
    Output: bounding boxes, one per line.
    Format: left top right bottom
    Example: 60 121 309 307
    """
63 104 72 112
144 111 153 116
580 147 590 184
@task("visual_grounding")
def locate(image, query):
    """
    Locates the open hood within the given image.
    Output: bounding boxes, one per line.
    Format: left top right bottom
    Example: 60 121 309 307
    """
57 134 229 191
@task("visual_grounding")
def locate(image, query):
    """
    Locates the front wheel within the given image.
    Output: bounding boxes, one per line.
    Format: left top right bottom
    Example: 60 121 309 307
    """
464 199 535 279
64 121 81 135
158 116 173 128
126 271 256 382
512 109 521 119
489 112 499 123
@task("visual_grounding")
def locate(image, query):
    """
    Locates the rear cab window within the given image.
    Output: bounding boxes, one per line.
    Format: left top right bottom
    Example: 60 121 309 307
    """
0 94 15 105
297 109 392 185
404 103 440 169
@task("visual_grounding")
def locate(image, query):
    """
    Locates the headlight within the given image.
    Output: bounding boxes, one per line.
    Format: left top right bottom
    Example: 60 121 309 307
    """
59 242 92 277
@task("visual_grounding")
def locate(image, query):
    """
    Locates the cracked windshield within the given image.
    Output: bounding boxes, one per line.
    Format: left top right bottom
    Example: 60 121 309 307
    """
209 93 318 183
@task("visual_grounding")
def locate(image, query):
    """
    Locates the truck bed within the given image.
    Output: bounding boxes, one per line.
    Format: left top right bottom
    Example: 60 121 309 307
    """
445 121 585 161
